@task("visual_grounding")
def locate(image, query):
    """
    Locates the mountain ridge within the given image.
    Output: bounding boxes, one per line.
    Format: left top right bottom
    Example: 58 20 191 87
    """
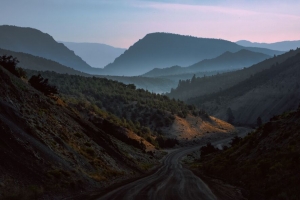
236 40 300 51
0 25 102 74
103 32 282 76
143 49 270 77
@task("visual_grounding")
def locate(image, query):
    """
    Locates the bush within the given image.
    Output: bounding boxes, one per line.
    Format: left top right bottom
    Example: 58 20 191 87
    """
0 55 27 78
29 74 58 95
200 142 219 157
230 136 242 146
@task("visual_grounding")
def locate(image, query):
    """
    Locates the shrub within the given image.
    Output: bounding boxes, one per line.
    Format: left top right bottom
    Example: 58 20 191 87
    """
29 74 58 95
0 55 27 78
200 142 219 157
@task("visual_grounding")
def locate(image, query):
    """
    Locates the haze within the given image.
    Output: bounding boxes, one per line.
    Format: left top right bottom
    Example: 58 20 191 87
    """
1 0 300 48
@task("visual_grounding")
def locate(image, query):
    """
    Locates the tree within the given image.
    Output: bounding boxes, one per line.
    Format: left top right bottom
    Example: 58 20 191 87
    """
257 116 262 127
191 74 196 83
29 74 58 95
226 107 235 124
230 136 241 146
200 142 218 157
0 55 27 78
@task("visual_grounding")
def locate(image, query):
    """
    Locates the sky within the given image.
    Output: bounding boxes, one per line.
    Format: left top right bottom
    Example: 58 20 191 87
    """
1 0 300 48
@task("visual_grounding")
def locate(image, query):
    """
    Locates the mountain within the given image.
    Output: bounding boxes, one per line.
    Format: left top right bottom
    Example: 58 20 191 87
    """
102 33 283 76
237 40 300 51
188 49 270 72
187 49 300 125
143 49 270 77
168 48 300 101
143 65 184 77
0 25 102 74
62 42 126 68
0 48 89 76
195 107 300 199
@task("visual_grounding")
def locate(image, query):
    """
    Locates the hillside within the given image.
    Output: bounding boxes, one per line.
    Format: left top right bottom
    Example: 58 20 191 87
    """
103 33 282 76
0 65 160 199
237 40 300 51
187 51 300 125
194 108 300 199
62 42 126 68
143 50 270 77
0 25 102 74
168 48 300 101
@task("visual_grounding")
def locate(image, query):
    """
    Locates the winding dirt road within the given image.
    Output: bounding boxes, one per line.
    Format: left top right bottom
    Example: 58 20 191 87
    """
99 145 218 200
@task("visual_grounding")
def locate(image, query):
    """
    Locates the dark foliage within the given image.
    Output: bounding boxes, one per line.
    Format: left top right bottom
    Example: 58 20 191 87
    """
28 74 58 95
0 55 27 78
257 116 262 127
230 136 242 146
200 142 219 157
226 107 235 124
155 136 178 148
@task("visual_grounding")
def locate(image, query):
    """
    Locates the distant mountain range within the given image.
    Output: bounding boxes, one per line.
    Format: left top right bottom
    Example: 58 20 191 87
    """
0 26 284 77
102 33 283 76
236 40 300 51
143 49 270 77
0 25 101 74
62 42 126 68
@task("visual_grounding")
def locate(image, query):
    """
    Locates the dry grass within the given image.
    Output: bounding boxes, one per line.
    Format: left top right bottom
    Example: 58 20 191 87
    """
162 114 235 140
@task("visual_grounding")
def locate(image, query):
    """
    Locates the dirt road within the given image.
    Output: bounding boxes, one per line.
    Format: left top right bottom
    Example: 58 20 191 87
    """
99 144 219 200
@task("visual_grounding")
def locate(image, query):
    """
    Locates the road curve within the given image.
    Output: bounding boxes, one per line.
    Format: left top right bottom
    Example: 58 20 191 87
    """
99 145 218 200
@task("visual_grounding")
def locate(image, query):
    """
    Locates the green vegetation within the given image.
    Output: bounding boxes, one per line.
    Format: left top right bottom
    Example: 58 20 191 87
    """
197 107 300 199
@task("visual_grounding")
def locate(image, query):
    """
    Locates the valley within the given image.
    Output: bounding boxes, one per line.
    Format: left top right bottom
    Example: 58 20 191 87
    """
0 20 300 200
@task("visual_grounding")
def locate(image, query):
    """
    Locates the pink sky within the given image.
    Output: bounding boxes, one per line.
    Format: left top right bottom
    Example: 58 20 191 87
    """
1 0 299 48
